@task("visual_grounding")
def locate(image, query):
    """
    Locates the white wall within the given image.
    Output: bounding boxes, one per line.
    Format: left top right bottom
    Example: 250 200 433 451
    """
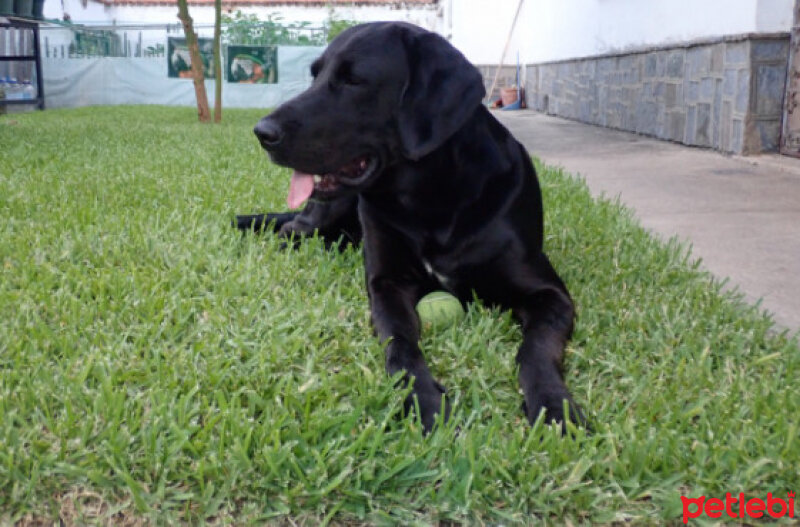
450 0 793 65
43 0 108 22
449 0 526 65
757 0 794 32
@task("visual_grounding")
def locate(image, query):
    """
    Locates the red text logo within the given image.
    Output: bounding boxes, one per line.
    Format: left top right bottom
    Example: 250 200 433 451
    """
681 492 795 524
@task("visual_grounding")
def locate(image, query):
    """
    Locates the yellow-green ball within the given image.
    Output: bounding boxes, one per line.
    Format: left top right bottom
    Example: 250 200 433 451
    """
416 291 464 331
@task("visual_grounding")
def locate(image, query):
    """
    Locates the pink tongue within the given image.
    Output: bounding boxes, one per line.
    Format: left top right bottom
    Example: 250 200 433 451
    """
287 170 315 209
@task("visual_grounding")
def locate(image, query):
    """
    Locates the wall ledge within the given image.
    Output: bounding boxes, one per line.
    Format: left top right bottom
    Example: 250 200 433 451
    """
519 31 790 68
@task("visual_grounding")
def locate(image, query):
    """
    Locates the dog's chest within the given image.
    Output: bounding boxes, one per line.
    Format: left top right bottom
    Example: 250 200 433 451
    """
422 257 456 289
416 226 509 296
418 241 475 293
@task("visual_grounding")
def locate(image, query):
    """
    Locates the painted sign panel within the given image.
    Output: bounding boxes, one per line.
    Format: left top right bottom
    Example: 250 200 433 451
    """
227 45 278 84
167 37 215 79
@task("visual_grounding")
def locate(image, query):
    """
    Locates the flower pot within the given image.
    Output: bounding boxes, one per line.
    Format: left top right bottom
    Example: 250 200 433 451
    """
32 0 44 18
14 0 33 17
0 0 15 16
500 87 519 107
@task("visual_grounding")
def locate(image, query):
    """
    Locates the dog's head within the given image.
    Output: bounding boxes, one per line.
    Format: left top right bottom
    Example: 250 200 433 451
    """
254 22 485 208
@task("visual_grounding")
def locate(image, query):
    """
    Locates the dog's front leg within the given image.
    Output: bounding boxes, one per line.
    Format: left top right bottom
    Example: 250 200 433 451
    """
368 275 449 432
514 284 587 431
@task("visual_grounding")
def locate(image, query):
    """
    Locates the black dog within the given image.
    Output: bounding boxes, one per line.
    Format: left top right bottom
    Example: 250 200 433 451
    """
239 22 585 432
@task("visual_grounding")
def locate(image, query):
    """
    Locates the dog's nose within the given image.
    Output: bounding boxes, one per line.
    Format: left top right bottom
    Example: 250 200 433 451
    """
254 118 283 148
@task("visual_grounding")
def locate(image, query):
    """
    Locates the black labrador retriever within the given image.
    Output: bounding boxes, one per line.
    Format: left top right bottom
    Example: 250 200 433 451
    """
239 22 585 432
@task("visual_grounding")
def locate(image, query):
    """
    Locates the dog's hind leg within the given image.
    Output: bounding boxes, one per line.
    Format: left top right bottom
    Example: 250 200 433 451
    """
234 196 362 249
234 212 298 233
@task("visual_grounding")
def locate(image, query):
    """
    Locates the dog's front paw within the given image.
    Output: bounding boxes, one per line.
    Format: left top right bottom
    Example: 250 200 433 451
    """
523 390 588 433
403 380 450 434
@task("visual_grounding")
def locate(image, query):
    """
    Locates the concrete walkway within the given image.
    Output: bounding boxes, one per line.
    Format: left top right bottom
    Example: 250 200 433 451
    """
496 110 800 332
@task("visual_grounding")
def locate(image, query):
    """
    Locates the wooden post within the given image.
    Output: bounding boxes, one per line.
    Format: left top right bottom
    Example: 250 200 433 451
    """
781 0 800 156
213 0 222 123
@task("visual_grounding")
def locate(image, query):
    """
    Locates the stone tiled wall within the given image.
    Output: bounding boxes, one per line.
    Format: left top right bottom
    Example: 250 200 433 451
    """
749 40 792 152
524 35 790 155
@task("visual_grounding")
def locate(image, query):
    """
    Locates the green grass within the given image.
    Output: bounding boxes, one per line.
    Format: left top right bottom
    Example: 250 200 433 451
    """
1 106 798 525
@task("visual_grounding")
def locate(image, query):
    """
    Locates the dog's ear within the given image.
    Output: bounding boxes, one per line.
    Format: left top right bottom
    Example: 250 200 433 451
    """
398 30 486 161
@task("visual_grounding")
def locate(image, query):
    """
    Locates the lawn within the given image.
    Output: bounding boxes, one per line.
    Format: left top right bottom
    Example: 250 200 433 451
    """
1 106 798 525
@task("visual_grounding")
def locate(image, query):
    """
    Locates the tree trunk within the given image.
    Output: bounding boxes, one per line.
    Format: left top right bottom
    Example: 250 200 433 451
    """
213 0 222 123
176 0 211 122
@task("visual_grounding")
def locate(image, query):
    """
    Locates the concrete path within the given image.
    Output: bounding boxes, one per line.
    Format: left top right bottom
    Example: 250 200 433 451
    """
496 110 800 332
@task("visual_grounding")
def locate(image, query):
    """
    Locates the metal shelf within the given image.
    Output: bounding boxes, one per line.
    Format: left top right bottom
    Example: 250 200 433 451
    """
1 97 43 105
0 16 45 110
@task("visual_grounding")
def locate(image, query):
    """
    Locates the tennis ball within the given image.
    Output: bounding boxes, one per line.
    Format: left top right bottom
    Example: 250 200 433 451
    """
416 291 464 331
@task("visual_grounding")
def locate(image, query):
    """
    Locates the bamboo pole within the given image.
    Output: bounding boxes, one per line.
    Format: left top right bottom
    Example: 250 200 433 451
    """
486 0 525 105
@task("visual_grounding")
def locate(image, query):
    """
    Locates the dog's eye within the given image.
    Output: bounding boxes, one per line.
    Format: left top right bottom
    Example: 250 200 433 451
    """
343 73 365 86
336 61 365 86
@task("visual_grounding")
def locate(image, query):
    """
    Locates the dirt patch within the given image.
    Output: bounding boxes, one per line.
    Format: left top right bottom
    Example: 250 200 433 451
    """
13 489 147 527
